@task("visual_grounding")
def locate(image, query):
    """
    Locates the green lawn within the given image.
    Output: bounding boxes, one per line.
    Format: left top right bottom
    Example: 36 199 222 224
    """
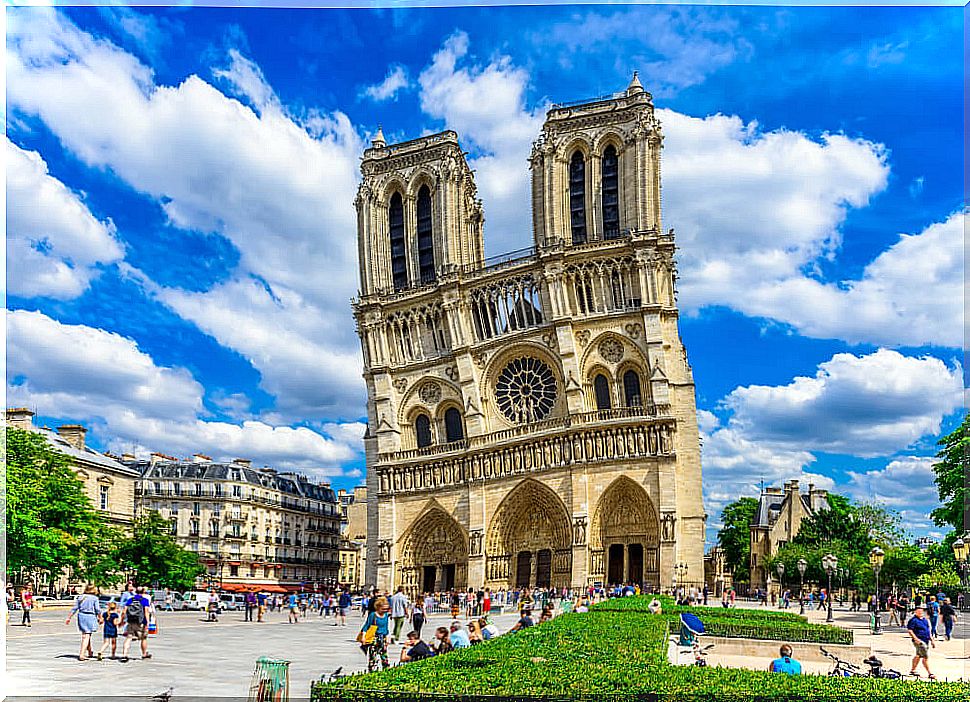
313 598 968 701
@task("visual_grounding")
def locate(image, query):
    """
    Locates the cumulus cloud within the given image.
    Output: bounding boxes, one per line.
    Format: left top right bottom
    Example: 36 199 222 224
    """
6 309 361 476
418 31 545 254
7 9 365 420
361 64 409 101
700 348 962 529
721 349 964 457
6 137 123 299
845 456 941 534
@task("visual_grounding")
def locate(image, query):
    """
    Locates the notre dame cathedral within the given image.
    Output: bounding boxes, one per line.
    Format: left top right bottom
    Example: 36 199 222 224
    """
352 74 704 594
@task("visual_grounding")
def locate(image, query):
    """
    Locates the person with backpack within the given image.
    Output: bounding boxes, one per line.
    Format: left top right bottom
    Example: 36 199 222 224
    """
338 589 352 627
120 586 154 662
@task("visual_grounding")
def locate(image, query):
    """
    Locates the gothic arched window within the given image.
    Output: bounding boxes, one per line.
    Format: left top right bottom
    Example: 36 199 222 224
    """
415 414 433 448
443 407 464 443
569 150 587 245
389 192 408 290
593 373 612 410
602 145 620 239
623 369 643 408
417 185 435 284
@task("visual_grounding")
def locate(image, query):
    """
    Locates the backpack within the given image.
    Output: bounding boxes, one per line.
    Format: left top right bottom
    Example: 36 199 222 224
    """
126 597 146 625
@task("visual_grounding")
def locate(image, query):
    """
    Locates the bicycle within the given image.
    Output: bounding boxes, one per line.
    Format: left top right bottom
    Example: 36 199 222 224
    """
819 647 863 677
692 642 715 667
862 656 903 679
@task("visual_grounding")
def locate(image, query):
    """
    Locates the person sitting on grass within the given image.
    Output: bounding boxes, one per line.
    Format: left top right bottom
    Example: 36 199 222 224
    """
647 597 662 615
432 626 453 655
768 644 801 674
449 620 471 649
399 630 433 663
478 617 499 640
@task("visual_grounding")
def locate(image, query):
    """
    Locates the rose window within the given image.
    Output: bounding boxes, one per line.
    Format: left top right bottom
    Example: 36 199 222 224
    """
495 357 558 423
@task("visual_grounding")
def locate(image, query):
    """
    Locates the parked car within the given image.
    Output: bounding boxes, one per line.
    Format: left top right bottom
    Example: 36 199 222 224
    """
150 590 185 610
97 594 121 612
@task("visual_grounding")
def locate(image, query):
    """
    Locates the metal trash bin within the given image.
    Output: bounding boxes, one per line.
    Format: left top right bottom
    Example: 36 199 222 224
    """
249 657 290 702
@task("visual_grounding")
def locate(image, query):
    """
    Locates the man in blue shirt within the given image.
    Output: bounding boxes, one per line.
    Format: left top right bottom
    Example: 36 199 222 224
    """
338 590 352 627
768 644 801 675
448 620 470 648
906 605 935 679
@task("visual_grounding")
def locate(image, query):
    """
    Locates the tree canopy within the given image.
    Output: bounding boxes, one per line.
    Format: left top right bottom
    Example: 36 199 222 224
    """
931 412 968 532
116 511 205 590
716 497 758 584
6 428 123 587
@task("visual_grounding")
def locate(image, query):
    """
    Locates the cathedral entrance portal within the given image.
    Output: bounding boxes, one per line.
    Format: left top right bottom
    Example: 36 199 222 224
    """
591 477 660 588
398 507 467 594
486 479 573 589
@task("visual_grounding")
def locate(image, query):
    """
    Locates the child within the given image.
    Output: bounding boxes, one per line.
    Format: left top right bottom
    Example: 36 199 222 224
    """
97 602 120 660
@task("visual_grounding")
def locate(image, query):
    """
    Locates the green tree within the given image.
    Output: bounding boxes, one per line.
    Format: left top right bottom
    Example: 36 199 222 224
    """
915 563 961 591
854 502 907 548
879 544 928 588
767 541 872 595
793 493 872 555
931 413 969 532
116 511 205 590
6 428 120 590
716 497 759 584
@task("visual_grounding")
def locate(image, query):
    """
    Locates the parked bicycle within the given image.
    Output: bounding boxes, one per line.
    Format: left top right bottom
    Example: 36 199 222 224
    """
820 647 863 677
862 656 903 679
691 642 715 667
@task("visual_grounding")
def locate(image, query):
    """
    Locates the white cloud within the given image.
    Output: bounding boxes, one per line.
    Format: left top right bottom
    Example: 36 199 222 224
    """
535 6 753 95
6 309 361 475
361 65 409 101
722 349 964 457
845 456 941 533
6 136 123 299
7 9 365 419
418 31 545 254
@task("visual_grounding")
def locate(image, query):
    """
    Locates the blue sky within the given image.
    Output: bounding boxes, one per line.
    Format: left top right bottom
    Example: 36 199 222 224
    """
6 3 964 546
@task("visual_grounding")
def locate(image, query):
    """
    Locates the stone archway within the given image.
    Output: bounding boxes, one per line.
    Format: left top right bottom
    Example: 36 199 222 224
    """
397 507 468 594
485 479 572 589
590 476 660 588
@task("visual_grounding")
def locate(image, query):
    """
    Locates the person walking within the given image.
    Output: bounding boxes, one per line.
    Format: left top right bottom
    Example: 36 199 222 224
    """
906 605 935 679
20 582 34 627
927 595 940 638
337 589 351 627
358 596 391 672
96 601 120 660
244 590 256 622
940 597 958 641
411 594 426 639
256 591 267 622
65 584 102 661
120 586 154 662
207 590 220 622
390 586 410 644
287 592 299 623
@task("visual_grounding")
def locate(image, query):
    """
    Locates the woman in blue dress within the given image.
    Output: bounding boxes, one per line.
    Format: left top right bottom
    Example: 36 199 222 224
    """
65 584 102 661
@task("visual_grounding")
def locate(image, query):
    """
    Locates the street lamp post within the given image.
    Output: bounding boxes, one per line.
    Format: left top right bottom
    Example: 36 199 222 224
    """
797 558 807 615
776 562 786 607
869 546 884 635
952 537 968 588
822 553 838 623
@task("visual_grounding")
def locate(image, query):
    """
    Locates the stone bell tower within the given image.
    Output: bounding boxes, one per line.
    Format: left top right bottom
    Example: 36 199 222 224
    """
353 75 704 594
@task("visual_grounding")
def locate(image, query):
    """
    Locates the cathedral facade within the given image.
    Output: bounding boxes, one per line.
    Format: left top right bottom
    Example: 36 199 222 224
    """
352 75 704 594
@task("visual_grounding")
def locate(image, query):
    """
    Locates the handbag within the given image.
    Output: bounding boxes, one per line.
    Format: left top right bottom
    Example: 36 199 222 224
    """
356 624 377 645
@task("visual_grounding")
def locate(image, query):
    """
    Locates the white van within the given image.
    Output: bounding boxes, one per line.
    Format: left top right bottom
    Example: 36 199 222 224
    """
182 591 211 611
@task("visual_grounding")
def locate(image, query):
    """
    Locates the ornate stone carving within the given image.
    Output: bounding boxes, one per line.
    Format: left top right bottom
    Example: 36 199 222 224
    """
598 338 624 364
661 512 676 542
378 540 392 564
494 357 558 424
469 529 483 557
572 517 588 546
541 331 558 350
418 381 442 404
444 365 460 382
623 323 642 339
392 377 409 393
473 351 488 369
576 330 591 347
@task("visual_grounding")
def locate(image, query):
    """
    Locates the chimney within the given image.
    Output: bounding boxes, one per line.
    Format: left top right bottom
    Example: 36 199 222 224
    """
150 452 169 466
121 453 136 462
193 453 212 463
57 424 87 451
786 479 799 494
6 407 35 431
232 458 252 468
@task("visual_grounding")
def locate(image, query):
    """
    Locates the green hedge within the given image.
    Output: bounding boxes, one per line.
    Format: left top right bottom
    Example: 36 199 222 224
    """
591 596 806 622
313 610 968 701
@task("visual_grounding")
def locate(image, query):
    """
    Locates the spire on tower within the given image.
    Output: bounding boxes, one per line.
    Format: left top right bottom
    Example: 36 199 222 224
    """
627 70 644 95
372 125 386 149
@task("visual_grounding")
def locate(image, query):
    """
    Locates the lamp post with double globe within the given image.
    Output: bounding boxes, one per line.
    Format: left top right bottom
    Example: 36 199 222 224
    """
822 553 838 623
952 537 968 588
776 562 786 607
797 558 807 615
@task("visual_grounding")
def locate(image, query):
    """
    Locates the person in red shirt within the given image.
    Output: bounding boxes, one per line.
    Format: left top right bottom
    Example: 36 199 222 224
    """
20 582 34 627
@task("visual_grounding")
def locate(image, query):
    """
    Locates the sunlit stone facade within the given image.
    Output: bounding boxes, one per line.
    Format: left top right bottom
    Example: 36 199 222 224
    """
353 76 704 594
